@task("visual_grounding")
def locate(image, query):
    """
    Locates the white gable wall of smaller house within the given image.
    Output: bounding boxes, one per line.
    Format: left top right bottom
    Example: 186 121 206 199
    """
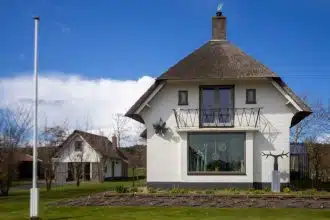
140 79 296 187
57 135 101 163
55 134 126 182
104 159 123 178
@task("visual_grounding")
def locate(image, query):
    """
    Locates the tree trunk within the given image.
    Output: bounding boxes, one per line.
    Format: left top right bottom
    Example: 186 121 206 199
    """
132 167 135 187
44 168 53 191
1 166 13 196
0 181 9 196
76 164 81 187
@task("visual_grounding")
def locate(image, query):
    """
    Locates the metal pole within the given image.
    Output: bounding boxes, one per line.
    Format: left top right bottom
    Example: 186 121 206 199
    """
30 16 40 220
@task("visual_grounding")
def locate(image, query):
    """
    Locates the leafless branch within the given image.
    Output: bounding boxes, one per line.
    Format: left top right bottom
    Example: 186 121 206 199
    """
112 113 130 148
0 105 32 196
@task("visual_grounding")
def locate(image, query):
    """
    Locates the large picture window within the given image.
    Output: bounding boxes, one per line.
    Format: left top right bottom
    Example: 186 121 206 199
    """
188 133 245 175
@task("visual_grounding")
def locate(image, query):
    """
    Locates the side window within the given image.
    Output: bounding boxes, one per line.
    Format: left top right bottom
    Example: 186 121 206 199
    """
178 90 188 105
246 89 256 104
75 141 83 152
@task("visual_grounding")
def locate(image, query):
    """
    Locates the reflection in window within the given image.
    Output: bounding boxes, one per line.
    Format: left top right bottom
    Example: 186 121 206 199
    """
246 89 256 104
188 133 245 174
178 91 188 105
200 86 234 126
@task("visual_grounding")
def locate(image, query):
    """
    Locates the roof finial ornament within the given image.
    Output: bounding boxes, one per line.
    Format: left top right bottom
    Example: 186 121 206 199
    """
216 3 223 16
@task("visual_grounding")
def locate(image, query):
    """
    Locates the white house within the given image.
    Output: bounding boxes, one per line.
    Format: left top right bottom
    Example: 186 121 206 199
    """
54 130 128 183
125 10 312 189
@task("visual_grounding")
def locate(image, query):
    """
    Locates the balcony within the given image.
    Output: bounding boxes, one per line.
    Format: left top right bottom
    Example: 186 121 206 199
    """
173 108 262 129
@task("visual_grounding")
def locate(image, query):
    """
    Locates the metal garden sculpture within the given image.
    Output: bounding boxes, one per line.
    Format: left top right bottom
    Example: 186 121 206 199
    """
262 151 289 192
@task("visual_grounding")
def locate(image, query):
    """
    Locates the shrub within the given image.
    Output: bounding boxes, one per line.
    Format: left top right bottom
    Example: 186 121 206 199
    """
138 187 149 193
115 185 129 193
204 189 215 195
283 187 291 193
228 188 239 192
130 187 138 193
170 187 189 194
302 188 318 195
254 190 265 194
147 187 157 193
264 187 271 192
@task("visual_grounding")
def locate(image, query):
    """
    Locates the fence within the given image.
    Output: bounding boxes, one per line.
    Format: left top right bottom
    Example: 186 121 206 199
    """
290 143 330 190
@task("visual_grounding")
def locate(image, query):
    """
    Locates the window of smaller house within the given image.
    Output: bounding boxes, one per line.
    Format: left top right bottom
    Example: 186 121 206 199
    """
74 141 83 152
178 90 188 105
104 165 107 173
246 89 256 104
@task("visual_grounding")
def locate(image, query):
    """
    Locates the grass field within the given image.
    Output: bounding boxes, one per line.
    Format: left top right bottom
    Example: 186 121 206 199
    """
1 180 330 220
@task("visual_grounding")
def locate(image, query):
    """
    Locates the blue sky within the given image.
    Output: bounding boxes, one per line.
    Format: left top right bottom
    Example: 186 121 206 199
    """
1 0 330 103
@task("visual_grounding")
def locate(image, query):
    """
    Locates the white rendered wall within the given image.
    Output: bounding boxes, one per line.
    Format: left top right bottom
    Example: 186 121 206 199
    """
57 135 101 163
114 160 122 177
103 159 122 178
141 80 295 184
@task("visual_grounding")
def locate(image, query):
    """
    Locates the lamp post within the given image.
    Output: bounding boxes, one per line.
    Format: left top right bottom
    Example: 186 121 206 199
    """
30 16 40 220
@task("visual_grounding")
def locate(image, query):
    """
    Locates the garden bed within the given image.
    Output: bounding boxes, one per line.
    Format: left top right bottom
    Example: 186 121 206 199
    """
52 192 330 209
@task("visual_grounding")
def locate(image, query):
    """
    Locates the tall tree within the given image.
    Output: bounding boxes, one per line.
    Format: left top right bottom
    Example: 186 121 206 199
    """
39 120 69 191
0 106 32 196
112 114 130 148
290 97 330 143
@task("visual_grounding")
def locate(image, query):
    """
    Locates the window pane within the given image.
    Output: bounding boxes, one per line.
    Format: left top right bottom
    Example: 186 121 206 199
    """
179 91 188 105
246 89 256 103
201 87 234 126
188 133 245 173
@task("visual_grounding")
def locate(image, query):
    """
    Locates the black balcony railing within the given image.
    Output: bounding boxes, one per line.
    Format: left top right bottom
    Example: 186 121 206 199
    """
173 108 262 129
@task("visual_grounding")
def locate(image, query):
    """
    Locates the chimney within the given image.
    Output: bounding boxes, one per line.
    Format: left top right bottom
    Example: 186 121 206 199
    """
112 135 117 148
212 5 226 40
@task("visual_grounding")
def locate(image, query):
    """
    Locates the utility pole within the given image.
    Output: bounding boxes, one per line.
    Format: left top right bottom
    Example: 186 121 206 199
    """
30 16 40 220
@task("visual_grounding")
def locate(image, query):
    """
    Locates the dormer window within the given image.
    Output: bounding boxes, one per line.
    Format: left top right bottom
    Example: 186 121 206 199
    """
246 89 256 104
75 141 83 152
178 90 188 105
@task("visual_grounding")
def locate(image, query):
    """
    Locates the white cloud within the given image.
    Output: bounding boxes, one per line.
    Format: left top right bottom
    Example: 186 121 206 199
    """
317 133 330 144
0 73 154 146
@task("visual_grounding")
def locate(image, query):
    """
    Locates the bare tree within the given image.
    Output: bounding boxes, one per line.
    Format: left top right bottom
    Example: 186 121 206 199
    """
0 105 32 196
290 97 330 143
39 119 69 191
305 138 325 188
75 150 84 187
290 96 313 143
67 140 87 187
112 114 130 148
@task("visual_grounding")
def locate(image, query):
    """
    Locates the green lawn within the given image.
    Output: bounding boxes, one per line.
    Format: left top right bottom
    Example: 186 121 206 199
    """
1 180 330 220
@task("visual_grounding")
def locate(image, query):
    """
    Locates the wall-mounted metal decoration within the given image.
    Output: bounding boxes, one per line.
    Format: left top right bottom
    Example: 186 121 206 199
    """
153 118 169 136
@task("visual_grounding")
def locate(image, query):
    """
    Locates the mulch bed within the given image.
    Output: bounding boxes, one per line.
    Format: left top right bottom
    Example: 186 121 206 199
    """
51 193 330 209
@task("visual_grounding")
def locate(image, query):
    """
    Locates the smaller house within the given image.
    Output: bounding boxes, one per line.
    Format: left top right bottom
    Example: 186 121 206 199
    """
17 152 42 180
54 130 128 184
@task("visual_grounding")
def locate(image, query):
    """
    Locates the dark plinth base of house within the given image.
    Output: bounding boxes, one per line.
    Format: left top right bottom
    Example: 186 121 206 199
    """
147 182 289 190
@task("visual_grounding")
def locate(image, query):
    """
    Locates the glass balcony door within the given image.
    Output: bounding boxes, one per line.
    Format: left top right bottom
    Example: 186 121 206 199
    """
200 86 234 127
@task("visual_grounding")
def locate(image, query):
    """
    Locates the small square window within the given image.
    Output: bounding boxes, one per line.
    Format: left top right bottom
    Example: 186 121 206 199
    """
246 89 256 104
178 90 188 105
75 141 83 151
